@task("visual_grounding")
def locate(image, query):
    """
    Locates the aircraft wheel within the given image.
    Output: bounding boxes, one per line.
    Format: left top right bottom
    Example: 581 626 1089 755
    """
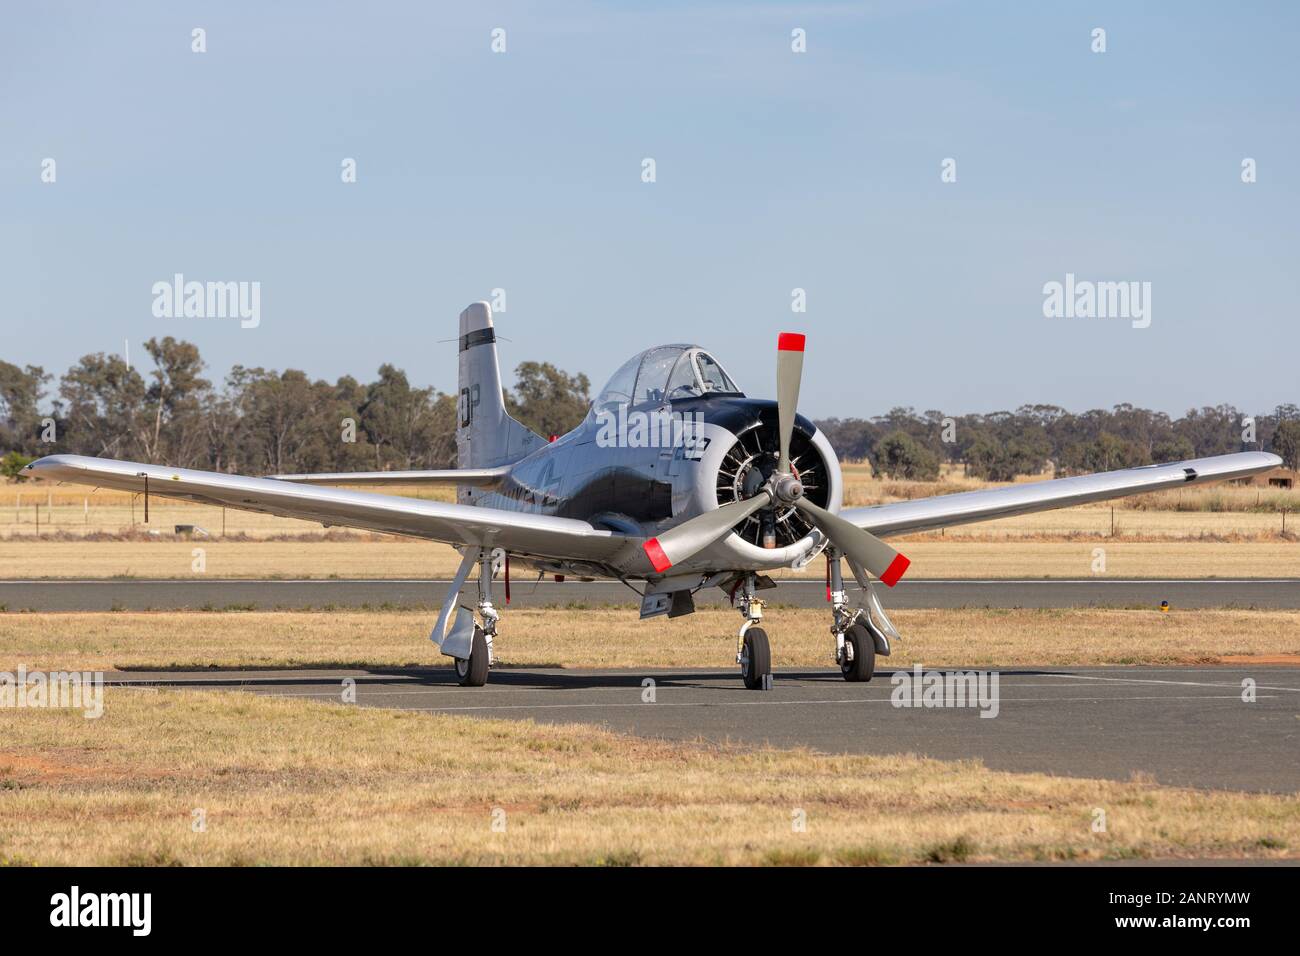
740 626 772 690
455 626 490 687
840 622 875 682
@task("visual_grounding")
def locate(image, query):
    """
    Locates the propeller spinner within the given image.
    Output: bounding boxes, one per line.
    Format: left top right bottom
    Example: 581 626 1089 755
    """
642 333 911 586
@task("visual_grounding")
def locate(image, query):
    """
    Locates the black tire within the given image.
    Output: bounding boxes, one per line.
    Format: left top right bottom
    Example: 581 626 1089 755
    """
741 626 772 690
454 625 490 687
841 622 875 682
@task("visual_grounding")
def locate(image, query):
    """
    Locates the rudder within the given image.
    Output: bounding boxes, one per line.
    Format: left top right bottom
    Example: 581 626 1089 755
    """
456 301 544 469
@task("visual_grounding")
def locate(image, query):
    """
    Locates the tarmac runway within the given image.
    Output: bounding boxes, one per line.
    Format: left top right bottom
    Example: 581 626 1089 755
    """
4 577 1299 611
107 664 1300 793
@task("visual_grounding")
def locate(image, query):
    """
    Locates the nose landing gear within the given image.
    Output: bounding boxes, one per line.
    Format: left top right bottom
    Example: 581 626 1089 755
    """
740 626 771 690
734 573 774 690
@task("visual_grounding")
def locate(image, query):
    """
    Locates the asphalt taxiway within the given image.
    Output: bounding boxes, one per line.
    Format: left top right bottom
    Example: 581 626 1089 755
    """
4 578 1299 611
106 664 1300 793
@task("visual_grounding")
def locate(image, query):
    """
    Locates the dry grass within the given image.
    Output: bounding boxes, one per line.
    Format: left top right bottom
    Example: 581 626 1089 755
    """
780 540 1300 578
0 688 1295 865
897 510 1294 539
0 539 461 579
1 483 454 539
2 607 1296 671
3 538 1297 580
841 462 1300 512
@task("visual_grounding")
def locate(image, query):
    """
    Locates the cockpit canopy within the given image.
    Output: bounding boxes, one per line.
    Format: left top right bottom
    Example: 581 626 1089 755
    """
593 345 742 411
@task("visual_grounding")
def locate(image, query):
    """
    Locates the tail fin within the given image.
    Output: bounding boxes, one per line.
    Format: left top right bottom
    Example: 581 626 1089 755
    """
456 301 544 469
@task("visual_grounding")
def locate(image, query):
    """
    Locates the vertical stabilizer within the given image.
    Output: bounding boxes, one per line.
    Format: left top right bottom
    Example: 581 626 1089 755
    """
456 301 544 470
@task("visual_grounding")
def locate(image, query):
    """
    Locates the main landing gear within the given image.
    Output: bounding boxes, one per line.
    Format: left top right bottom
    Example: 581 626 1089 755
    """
438 548 501 687
828 550 897 682
455 624 491 687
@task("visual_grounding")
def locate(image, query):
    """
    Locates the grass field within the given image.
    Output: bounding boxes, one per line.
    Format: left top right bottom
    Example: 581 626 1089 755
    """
1 688 1295 865
4 606 1297 671
2 601 1296 866
3 537 1296 580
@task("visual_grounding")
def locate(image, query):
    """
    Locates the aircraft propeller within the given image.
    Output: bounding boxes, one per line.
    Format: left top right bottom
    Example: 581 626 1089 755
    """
643 333 910 586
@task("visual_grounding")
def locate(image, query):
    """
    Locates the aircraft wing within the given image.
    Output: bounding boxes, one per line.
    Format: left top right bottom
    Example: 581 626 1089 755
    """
842 452 1283 537
23 454 629 563
272 467 508 488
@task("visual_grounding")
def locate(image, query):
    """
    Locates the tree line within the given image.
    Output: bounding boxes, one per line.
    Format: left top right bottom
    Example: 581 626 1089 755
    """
0 339 589 478
1 340 1296 480
819 404 1300 480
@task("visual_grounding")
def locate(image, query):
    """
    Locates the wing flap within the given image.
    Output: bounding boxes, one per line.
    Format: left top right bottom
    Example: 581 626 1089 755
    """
843 452 1282 537
24 455 629 563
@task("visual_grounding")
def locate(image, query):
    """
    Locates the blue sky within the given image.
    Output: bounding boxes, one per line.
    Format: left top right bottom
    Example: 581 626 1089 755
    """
3 1 1297 418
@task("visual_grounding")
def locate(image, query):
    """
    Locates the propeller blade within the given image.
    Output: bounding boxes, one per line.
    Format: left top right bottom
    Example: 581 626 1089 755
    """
643 492 772 573
776 332 805 475
792 497 910 586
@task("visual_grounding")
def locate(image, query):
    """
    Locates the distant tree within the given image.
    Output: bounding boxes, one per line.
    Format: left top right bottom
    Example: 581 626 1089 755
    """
1272 420 1300 471
1258 404 1300 455
0 451 33 481
229 367 337 474
1060 431 1149 474
324 374 376 471
359 364 454 469
139 337 211 464
201 378 244 473
1152 436 1195 463
872 430 940 480
963 433 1049 482
7 341 1293 482
1174 404 1245 457
815 418 879 463
0 361 48 456
58 353 147 458
506 361 591 438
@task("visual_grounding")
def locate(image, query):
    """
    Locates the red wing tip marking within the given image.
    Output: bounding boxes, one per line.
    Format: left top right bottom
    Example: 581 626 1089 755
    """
777 332 806 352
879 553 910 588
644 538 673 573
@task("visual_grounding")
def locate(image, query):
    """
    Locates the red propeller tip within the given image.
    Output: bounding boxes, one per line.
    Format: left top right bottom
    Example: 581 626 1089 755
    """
644 538 673 573
879 553 910 588
777 332 806 352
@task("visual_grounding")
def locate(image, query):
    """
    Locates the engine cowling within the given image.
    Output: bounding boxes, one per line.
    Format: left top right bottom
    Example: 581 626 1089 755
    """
714 419 833 548
671 413 842 571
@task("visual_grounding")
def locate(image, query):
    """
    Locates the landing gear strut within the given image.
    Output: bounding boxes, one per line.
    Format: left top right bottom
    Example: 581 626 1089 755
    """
455 550 499 687
828 551 897 682
735 574 773 690
827 550 865 681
